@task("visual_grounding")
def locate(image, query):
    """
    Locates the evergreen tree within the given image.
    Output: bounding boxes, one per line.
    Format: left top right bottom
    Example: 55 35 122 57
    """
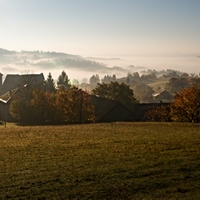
89 74 100 85
45 72 56 93
57 71 71 89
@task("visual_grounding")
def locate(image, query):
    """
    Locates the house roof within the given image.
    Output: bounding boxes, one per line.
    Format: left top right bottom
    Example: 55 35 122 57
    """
90 95 136 122
90 95 170 122
152 89 168 97
0 88 18 104
0 73 44 95
133 103 170 121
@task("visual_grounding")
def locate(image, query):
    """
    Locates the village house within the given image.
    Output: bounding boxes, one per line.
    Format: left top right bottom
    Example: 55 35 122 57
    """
152 89 173 102
0 73 44 121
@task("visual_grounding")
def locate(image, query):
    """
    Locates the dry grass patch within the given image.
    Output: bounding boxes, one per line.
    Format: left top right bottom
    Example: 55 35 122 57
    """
0 122 200 199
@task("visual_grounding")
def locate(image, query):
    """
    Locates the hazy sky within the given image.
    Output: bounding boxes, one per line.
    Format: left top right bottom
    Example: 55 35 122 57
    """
0 0 200 56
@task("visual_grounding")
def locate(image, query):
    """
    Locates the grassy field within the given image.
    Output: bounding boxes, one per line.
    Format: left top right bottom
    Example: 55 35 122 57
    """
148 77 170 90
0 122 200 199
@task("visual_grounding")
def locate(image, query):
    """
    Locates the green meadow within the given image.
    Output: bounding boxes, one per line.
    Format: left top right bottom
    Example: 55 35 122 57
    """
0 122 200 199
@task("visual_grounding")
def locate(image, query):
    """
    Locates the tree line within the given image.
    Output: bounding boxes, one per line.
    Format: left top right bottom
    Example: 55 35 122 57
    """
2 70 199 124
9 71 138 125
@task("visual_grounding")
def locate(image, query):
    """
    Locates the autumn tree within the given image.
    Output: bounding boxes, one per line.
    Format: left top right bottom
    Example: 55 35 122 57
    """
9 72 46 124
55 87 94 124
54 88 69 123
29 88 57 124
146 105 171 122
65 87 94 123
9 94 29 123
10 86 94 124
92 81 138 111
9 86 33 124
170 79 200 122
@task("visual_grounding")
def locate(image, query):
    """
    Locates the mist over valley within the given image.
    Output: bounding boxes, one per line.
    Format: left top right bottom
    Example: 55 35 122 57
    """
0 48 199 83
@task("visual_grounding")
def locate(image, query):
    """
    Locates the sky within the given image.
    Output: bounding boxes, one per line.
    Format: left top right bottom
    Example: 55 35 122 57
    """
0 0 200 57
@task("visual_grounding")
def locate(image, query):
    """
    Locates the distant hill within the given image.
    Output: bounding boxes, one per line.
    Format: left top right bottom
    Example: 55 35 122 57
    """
0 48 127 75
85 57 121 61
0 48 16 55
1 48 194 81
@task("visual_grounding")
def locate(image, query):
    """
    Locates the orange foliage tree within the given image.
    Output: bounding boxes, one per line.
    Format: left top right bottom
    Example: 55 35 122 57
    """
170 80 200 122
55 87 94 124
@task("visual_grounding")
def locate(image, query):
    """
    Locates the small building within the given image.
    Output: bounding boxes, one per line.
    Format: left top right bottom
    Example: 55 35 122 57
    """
152 89 173 102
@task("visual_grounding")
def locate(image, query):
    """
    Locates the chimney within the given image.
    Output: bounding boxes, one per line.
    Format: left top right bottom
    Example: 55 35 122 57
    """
0 73 3 86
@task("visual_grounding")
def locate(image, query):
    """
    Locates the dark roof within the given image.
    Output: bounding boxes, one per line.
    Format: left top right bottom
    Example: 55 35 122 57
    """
153 89 171 96
90 95 136 122
152 89 167 97
0 88 18 103
0 88 19 121
133 103 170 121
0 73 44 95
